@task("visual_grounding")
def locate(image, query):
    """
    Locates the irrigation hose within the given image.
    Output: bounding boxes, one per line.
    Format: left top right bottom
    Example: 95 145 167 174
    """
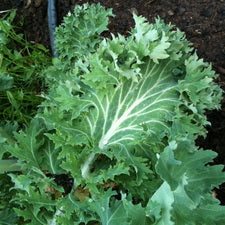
48 0 58 57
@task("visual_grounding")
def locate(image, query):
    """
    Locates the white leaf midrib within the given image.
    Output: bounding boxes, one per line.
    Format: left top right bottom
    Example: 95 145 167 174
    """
99 83 176 150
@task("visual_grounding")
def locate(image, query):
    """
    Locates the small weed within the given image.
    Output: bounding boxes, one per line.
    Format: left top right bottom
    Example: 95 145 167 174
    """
0 10 51 126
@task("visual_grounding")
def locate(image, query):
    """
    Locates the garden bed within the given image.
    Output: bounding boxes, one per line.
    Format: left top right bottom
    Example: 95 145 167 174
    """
0 0 225 222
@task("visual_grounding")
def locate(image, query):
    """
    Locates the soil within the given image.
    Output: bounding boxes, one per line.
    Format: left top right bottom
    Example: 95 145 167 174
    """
1 0 225 203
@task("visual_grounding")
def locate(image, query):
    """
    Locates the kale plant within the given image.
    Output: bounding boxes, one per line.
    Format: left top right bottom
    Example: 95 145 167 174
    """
2 3 225 225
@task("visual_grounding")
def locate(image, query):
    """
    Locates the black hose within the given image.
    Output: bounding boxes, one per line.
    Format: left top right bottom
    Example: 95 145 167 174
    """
48 0 58 57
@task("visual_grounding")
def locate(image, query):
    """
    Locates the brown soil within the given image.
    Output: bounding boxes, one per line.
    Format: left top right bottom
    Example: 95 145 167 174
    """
1 0 225 203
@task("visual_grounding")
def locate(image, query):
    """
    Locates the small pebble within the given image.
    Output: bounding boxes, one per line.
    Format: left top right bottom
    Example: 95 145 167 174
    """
178 7 186 14
195 29 202 35
168 10 174 16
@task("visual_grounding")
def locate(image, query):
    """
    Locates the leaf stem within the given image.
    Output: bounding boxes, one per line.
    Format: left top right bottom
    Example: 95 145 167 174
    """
81 152 96 178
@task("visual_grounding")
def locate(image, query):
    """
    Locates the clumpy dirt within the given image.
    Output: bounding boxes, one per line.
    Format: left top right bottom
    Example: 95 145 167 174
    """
1 0 225 202
0 0 50 47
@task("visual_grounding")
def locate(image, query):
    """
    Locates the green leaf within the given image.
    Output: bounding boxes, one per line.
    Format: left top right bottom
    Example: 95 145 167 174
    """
124 200 146 225
9 174 32 193
54 193 96 224
154 137 225 224
0 208 17 225
149 182 175 225
149 32 170 63
44 56 179 178
132 14 159 43
42 140 63 174
4 119 45 169
89 189 130 225
55 3 114 64
0 73 13 91
155 140 182 190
